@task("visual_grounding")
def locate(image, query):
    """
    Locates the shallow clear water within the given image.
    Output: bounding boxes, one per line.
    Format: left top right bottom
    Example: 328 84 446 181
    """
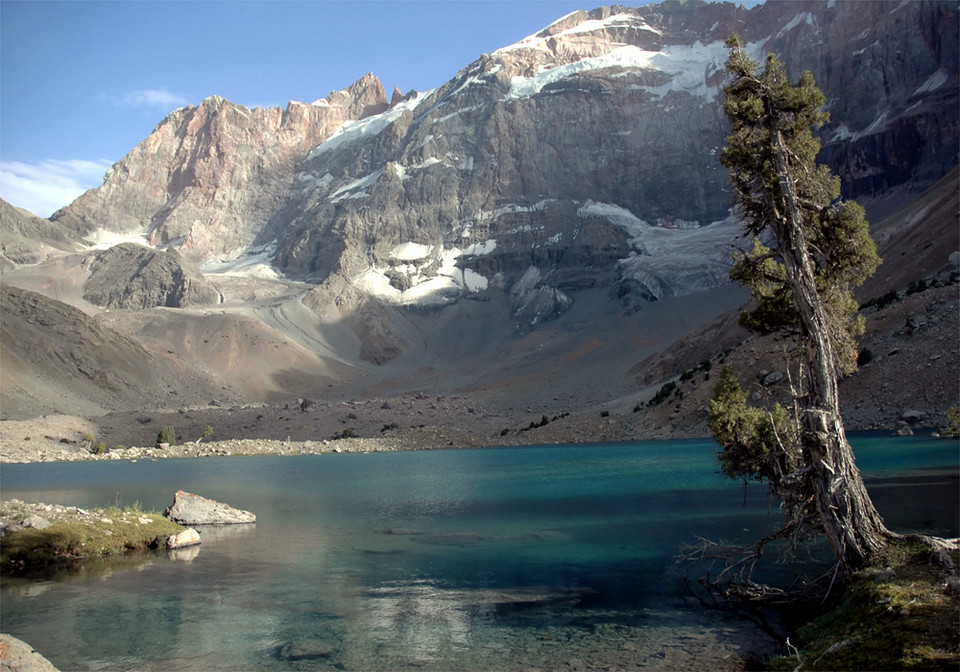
1 433 956 671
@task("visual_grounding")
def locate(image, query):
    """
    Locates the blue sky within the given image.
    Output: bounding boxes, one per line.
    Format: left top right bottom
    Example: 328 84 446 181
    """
0 0 759 217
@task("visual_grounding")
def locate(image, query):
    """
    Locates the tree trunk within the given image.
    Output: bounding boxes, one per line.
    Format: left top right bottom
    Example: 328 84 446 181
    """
770 129 890 575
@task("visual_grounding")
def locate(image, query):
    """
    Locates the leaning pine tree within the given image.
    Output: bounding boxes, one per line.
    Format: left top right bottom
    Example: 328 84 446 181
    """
701 37 894 591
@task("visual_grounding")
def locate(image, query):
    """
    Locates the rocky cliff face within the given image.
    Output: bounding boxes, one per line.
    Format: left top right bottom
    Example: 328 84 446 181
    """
46 0 959 338
51 74 388 263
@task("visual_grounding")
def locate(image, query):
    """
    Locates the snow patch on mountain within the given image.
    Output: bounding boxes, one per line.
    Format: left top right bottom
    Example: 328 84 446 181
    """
330 170 383 203
578 201 650 239
83 228 150 250
478 200 553 222
297 171 335 193
579 203 739 299
390 242 433 261
506 41 730 102
462 239 497 256
915 69 949 96
356 243 490 306
307 92 429 159
777 11 818 38
830 109 894 144
498 12 661 55
202 248 284 280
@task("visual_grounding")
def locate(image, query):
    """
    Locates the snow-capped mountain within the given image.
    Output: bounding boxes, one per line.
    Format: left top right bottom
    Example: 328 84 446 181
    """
2 0 956 426
46 1 956 337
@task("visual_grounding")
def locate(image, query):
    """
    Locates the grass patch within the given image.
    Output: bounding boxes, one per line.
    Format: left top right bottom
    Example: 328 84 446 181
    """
1 507 184 574
769 540 960 671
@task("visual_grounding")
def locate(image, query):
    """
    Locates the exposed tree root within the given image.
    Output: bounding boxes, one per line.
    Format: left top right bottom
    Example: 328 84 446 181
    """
676 526 959 606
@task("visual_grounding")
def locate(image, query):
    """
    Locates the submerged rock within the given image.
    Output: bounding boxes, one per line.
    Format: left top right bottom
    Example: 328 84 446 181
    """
278 640 336 661
163 490 256 525
892 423 915 437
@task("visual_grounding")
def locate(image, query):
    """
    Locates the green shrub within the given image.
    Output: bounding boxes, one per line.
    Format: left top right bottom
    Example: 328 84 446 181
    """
944 406 960 438
708 366 797 482
91 442 108 455
156 426 177 446
648 381 677 407
520 415 552 432
863 289 899 311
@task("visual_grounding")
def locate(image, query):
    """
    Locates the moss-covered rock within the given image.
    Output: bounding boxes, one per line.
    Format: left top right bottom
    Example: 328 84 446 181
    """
769 540 960 671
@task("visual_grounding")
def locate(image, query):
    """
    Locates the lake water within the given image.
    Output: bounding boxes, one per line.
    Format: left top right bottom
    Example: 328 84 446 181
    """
1 433 957 671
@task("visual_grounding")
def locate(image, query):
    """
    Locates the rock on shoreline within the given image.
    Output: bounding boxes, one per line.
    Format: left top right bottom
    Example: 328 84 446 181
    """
0 633 60 672
166 527 202 549
163 491 256 526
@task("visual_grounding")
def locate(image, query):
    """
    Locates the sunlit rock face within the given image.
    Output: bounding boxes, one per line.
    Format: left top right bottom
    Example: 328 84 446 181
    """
51 75 389 263
51 0 957 330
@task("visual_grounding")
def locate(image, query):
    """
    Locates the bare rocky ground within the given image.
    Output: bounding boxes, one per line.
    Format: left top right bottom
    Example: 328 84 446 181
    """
3 283 956 465
0 400 639 464
630 282 960 440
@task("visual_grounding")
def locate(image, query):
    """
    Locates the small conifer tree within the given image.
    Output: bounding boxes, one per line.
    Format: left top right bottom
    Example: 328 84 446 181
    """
156 426 177 447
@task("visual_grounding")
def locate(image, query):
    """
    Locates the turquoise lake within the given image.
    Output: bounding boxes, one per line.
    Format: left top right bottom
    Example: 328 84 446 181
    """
1 432 957 670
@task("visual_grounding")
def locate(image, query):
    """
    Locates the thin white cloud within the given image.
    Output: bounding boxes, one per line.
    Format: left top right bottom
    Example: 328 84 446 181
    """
117 87 190 110
0 159 112 218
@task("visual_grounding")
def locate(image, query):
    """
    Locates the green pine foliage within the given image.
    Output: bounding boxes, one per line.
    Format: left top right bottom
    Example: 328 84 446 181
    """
156 426 177 446
720 36 880 377
945 406 960 438
708 366 797 483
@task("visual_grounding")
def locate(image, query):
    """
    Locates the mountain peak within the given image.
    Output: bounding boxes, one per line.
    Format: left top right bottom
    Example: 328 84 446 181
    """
314 72 388 119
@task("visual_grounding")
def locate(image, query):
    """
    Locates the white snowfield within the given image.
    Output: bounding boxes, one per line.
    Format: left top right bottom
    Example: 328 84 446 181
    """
305 91 430 160
355 243 491 307
578 201 740 299
83 228 151 250
496 12 662 56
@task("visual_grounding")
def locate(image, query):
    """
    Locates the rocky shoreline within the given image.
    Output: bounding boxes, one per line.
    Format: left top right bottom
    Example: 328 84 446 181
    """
0 429 485 465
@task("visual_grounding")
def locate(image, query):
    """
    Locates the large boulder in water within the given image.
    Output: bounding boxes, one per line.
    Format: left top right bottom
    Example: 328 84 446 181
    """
163 490 255 525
